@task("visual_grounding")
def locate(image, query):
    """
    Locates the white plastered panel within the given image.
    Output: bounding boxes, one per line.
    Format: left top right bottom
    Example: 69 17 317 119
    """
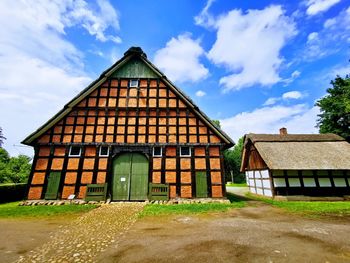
260 170 270 178
264 189 273 197
255 180 262 187
247 171 254 178
254 171 261 179
249 179 255 187
256 188 263 195
263 180 271 188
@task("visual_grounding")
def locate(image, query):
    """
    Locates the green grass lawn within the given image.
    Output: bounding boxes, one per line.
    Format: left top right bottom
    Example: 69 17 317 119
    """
246 193 350 217
0 202 98 219
140 193 245 217
226 183 247 187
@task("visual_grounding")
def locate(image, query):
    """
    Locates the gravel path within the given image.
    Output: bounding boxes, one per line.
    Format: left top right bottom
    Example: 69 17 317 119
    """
16 202 145 263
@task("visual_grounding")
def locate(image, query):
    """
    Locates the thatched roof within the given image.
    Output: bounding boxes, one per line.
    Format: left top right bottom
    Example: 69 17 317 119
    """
246 133 345 143
243 133 350 170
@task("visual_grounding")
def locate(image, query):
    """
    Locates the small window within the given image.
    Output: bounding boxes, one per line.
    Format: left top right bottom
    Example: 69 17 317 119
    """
99 146 109 157
129 79 138 87
69 146 81 157
153 147 162 157
180 146 191 157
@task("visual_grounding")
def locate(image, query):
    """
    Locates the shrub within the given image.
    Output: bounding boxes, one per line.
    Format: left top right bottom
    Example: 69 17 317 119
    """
0 183 27 203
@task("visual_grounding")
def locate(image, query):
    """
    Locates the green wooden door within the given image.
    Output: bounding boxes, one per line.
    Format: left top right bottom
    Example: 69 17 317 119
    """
45 172 61 200
113 153 132 200
112 153 149 201
196 171 208 198
130 153 149 200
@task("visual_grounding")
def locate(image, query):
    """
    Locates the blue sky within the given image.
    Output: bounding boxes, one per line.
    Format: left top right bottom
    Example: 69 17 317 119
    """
0 0 349 156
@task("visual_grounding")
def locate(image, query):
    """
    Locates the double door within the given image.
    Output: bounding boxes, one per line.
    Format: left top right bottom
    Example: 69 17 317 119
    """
112 153 149 200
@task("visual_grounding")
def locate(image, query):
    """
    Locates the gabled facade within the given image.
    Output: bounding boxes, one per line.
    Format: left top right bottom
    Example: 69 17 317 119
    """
241 128 350 198
23 47 234 201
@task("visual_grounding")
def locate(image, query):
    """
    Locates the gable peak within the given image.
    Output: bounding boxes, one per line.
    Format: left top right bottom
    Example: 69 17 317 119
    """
124 46 147 58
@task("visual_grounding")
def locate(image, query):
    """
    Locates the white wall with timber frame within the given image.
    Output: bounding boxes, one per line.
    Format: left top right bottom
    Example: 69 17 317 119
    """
245 170 273 197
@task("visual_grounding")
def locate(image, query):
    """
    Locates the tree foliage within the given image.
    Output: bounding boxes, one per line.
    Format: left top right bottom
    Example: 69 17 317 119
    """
316 75 350 141
223 137 245 183
212 120 221 129
0 148 31 184
211 119 245 183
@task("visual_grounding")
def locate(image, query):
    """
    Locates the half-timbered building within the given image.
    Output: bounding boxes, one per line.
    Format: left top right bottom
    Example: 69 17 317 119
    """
241 128 350 198
22 47 234 201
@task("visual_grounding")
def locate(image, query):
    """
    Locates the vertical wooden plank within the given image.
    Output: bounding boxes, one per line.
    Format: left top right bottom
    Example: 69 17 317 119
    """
196 171 208 198
41 146 54 199
57 145 70 197
205 146 212 197
112 153 131 200
44 172 61 200
130 153 149 200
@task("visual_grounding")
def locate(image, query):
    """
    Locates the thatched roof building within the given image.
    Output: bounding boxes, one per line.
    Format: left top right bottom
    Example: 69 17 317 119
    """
241 128 350 198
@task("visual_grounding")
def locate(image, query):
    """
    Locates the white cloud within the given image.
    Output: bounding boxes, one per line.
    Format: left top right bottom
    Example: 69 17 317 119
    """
281 70 301 86
220 104 319 142
0 0 120 156
306 0 341 16
282 91 303 99
323 18 336 28
67 0 121 43
205 5 297 91
263 97 280 106
154 34 209 83
194 0 216 28
307 32 319 43
303 6 350 60
195 90 206 97
263 90 305 106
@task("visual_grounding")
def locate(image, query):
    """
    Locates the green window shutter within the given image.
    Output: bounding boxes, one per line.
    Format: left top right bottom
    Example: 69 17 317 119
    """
44 172 61 200
196 171 208 198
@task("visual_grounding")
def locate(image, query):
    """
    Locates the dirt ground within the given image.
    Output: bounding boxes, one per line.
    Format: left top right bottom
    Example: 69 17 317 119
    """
1 194 350 263
0 217 72 263
99 203 350 263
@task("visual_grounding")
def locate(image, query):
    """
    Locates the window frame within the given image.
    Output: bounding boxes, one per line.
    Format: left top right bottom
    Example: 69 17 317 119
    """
129 79 139 88
152 146 163 157
99 146 110 157
180 146 191 157
69 146 82 157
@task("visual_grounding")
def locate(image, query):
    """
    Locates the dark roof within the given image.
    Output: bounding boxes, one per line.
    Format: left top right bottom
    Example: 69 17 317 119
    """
22 47 234 147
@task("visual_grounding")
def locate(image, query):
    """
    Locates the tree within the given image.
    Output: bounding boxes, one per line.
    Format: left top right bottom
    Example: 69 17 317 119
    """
316 75 350 141
0 148 31 184
6 155 32 184
212 120 221 129
0 127 6 147
211 120 245 183
223 137 245 183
